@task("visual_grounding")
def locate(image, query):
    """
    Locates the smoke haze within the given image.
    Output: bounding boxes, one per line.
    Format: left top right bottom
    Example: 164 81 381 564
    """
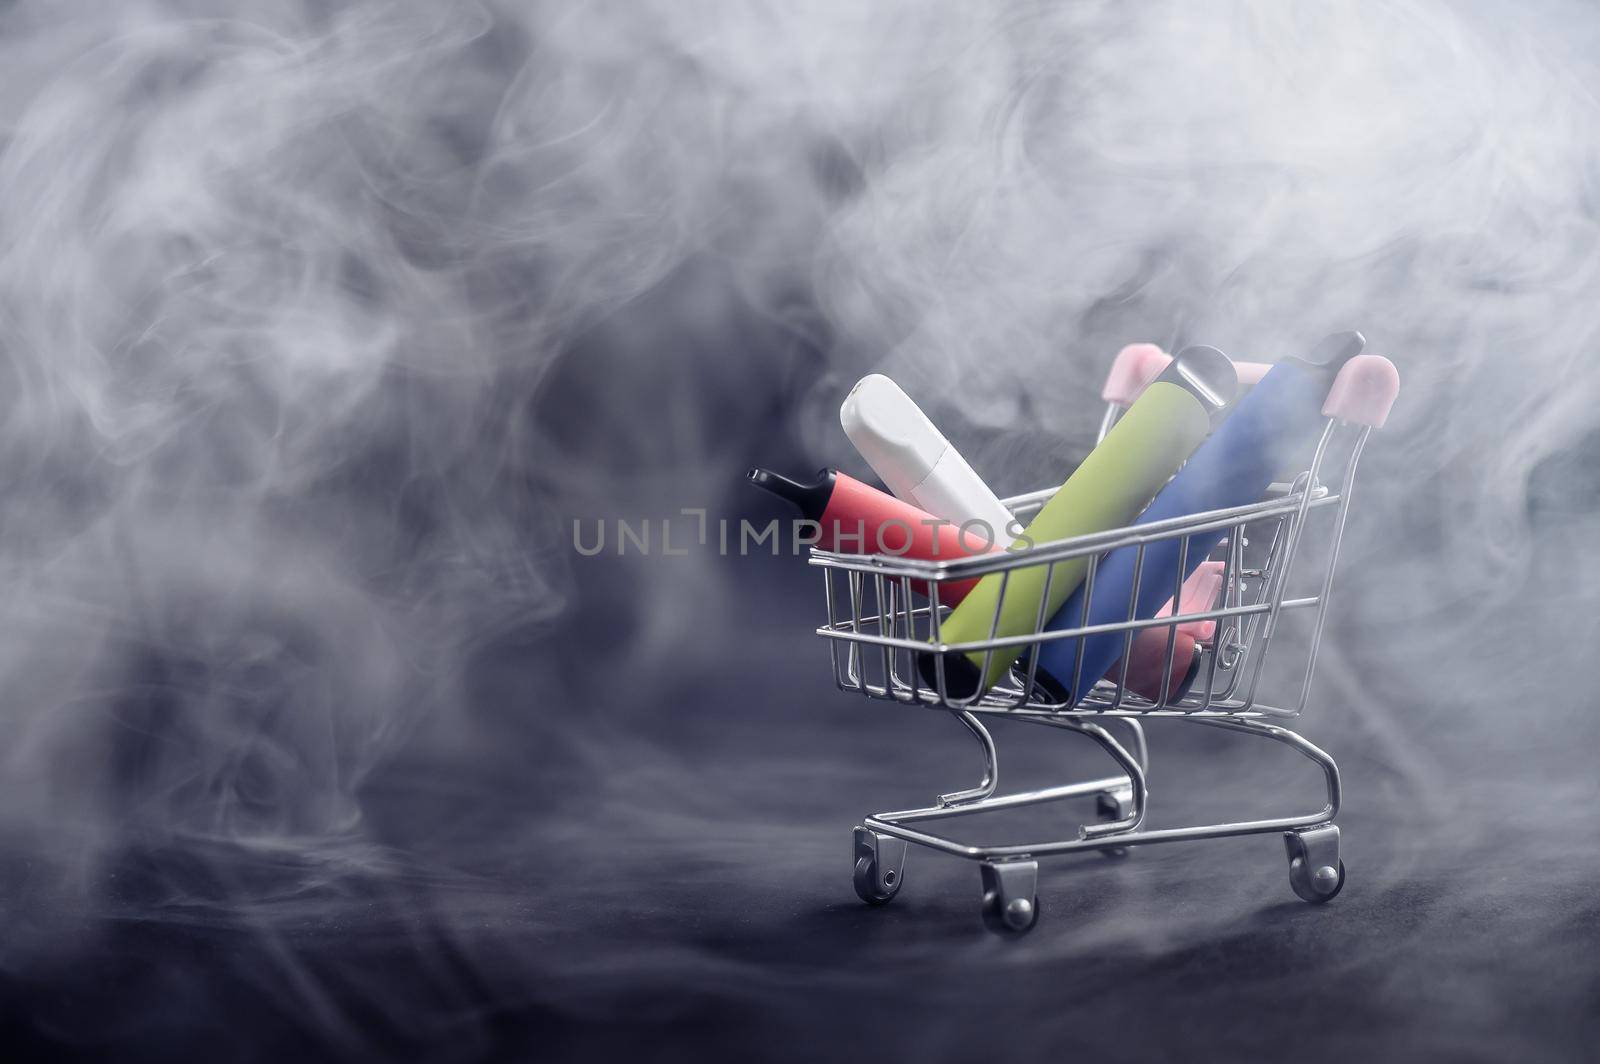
0 0 1597 1058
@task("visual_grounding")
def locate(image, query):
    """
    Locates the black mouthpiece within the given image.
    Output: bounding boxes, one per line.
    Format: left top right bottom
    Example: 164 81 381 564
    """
1158 344 1239 426
917 649 985 701
1286 330 1366 382
746 467 835 521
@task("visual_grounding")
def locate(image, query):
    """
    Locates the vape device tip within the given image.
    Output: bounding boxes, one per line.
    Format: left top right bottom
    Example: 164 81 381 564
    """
745 467 834 518
747 467 794 493
839 374 945 472
1302 330 1367 369
1165 344 1239 417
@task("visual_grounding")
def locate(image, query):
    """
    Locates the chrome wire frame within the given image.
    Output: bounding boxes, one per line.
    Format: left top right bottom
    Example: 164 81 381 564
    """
813 406 1370 866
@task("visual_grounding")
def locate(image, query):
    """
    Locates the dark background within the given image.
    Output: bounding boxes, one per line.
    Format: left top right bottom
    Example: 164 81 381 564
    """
1 2 1598 1061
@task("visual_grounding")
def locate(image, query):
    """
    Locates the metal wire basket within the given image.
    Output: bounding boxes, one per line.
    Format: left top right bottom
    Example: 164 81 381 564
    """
808 346 1399 933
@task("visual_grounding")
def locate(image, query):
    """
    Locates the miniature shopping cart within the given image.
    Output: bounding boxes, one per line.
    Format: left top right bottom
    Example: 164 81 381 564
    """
810 345 1399 933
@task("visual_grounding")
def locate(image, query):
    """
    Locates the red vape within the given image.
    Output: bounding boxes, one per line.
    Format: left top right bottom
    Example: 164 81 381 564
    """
748 467 1003 604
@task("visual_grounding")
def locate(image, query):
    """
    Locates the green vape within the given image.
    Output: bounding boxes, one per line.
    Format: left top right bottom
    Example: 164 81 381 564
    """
925 346 1237 696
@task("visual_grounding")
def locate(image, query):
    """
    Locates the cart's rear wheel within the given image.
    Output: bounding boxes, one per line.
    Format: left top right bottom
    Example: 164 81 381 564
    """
1095 787 1135 859
854 855 902 905
1289 857 1345 903
853 827 906 905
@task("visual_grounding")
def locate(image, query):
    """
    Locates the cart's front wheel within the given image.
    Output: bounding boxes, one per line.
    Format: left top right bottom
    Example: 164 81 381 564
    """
853 827 906 906
1289 857 1345 903
1284 824 1344 903
979 860 1040 934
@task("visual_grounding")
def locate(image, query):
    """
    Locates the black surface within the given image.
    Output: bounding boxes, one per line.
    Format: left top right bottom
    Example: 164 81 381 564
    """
3 548 1598 1062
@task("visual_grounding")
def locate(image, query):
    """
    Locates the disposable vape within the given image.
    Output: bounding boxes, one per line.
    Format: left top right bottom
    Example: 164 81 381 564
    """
840 374 1017 543
921 346 1237 697
1034 331 1367 704
747 467 999 604
1114 560 1225 702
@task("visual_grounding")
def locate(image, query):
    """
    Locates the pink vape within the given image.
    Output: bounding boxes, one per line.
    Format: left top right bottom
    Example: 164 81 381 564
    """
1110 560 1226 701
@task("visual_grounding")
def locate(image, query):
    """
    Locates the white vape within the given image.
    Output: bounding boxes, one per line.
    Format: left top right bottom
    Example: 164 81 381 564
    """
840 374 1016 543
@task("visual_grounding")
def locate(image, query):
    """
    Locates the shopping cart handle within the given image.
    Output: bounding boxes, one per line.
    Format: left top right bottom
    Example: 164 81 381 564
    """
1322 354 1399 428
1102 344 1400 429
1102 344 1272 407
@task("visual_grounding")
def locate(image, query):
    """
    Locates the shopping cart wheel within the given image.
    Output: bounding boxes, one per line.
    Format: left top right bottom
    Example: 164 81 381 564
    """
1284 825 1344 904
1289 858 1345 903
853 827 907 905
1094 787 1135 858
979 860 1039 934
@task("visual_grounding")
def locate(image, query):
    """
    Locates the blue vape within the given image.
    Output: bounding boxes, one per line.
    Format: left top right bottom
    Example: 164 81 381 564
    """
1032 331 1367 704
